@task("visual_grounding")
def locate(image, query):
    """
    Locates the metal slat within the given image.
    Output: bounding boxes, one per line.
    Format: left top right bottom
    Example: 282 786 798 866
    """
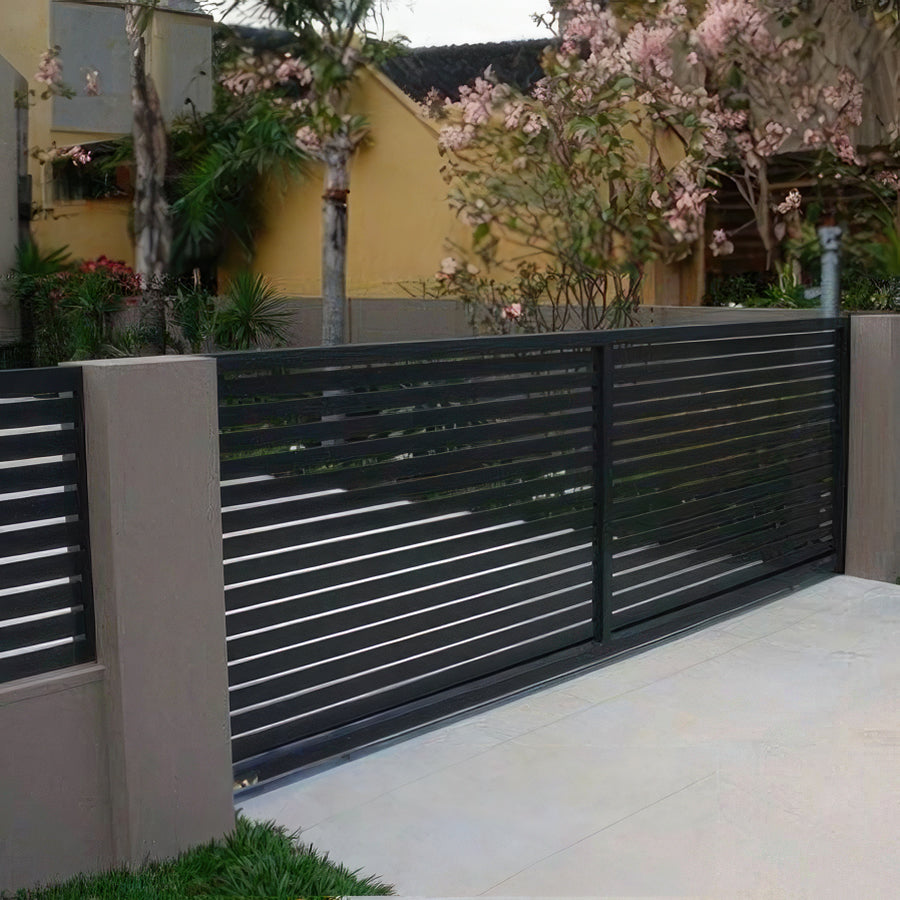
226 519 593 620
230 603 592 751
224 467 592 558
222 440 593 529
611 406 834 462
613 363 835 405
0 520 84 559
0 491 80 528
0 367 81 398
612 503 832 597
614 344 836 384
0 460 80 494
612 454 832 519
0 610 85 654
615 330 834 366
227 551 593 683
219 371 588 428
220 351 591 399
611 376 837 418
611 535 834 629
225 493 592 584
229 580 593 712
613 440 830 502
0 397 75 429
612 420 833 480
0 550 82 592
611 391 835 442
220 409 592 480
215 317 841 375
0 639 91 684
0 582 84 624
611 474 833 541
221 391 591 455
0 428 77 463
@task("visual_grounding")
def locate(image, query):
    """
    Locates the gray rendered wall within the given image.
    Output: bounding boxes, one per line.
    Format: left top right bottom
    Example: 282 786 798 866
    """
0 356 234 895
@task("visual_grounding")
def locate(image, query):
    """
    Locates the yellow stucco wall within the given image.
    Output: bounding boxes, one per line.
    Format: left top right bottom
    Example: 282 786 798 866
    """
240 68 468 298
34 198 134 265
240 67 702 305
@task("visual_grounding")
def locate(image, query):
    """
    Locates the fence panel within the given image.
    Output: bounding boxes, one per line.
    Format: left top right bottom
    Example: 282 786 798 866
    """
0 366 94 685
218 319 847 784
218 341 597 770
605 322 843 640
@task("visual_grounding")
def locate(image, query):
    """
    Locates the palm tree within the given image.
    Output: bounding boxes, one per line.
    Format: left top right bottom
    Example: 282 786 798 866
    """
206 0 401 345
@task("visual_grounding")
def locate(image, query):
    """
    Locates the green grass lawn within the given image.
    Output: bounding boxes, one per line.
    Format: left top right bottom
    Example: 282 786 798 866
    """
7 816 394 900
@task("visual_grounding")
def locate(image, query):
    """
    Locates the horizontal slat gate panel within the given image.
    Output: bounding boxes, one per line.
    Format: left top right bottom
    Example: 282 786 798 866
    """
0 640 92 685
0 491 80 528
219 343 597 769
229 580 593 714
222 448 593 522
218 320 846 781
219 350 591 398
225 493 592 585
605 325 840 637
230 606 592 762
0 366 95 686
221 391 591 454
226 524 593 617
227 550 593 685
221 410 591 479
612 468 833 540
0 582 84 623
224 467 592 558
219 372 588 428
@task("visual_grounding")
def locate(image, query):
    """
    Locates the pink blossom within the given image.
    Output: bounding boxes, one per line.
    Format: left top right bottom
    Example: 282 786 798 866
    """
438 124 476 151
62 145 91 166
35 46 66 95
502 302 523 320
876 171 900 191
274 55 312 86
775 188 801 215
294 125 322 153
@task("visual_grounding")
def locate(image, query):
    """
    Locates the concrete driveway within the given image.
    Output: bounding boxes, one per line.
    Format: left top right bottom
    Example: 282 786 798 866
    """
237 575 900 899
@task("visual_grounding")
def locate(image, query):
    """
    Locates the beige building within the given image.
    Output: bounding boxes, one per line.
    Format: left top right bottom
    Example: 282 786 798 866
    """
0 0 213 282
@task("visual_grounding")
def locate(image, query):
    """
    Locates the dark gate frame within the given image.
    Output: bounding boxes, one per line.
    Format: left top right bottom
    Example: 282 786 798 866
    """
219 318 849 787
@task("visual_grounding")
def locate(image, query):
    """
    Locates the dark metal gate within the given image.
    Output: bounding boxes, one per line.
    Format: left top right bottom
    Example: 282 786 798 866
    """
217 318 848 785
0 366 94 685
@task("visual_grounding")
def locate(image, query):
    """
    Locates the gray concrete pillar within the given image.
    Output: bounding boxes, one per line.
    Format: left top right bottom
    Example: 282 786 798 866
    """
77 356 233 866
845 315 900 583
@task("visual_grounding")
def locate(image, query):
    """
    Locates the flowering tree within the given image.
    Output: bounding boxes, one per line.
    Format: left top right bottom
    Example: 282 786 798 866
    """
434 0 900 331
431 1 718 332
210 0 403 345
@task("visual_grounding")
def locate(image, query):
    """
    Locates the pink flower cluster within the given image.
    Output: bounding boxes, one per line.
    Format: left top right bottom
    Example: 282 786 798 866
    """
62 145 92 166
664 168 715 243
693 0 773 58
457 73 505 126
775 188 801 215
220 51 313 97
35 47 64 91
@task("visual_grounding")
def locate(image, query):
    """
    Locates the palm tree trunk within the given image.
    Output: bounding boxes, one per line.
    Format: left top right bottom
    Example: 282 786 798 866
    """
321 140 352 346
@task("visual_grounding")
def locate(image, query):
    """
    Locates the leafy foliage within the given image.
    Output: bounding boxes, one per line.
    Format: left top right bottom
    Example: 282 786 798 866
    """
9 815 393 899
214 270 293 350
